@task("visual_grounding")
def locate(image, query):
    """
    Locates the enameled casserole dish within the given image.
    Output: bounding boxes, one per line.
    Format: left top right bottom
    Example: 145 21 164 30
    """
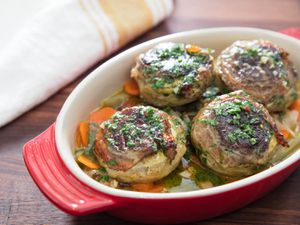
24 27 300 224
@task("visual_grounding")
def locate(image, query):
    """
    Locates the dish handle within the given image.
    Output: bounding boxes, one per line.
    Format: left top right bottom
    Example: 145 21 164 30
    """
280 28 300 39
23 124 122 215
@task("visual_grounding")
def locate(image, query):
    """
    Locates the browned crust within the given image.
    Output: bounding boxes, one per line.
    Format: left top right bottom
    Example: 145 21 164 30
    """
215 40 298 112
94 106 177 171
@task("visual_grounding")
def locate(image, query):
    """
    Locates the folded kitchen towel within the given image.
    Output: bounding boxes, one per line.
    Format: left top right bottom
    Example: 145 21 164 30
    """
0 0 173 127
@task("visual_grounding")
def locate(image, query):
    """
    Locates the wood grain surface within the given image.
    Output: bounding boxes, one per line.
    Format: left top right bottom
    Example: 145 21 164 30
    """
1 0 300 224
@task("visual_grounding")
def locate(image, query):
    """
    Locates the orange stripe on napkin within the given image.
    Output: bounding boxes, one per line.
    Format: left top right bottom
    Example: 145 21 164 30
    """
98 0 153 46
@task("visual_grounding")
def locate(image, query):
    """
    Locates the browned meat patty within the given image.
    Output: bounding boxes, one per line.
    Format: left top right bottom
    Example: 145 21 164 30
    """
94 106 186 183
215 40 298 112
131 42 214 107
191 90 288 177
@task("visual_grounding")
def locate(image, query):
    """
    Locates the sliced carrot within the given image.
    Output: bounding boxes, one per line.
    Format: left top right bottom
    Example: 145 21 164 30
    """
75 128 83 147
186 44 200 54
289 99 300 110
148 185 164 193
279 128 290 140
77 154 100 169
123 80 140 96
78 122 89 147
132 183 164 193
89 107 117 123
289 99 300 120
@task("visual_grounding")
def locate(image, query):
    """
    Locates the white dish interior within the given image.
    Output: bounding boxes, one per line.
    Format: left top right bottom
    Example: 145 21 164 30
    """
56 27 300 199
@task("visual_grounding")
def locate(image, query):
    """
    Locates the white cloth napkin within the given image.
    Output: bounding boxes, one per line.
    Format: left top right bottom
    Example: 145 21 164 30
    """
0 0 173 127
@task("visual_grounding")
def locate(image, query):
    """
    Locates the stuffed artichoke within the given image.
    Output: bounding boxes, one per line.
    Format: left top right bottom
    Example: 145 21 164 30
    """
191 90 288 177
131 42 214 107
94 106 186 183
215 40 298 112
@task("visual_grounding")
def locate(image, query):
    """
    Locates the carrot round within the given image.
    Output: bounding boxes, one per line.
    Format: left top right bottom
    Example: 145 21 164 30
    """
124 80 140 96
289 99 300 120
279 128 290 140
290 99 300 109
186 44 200 54
75 128 83 147
78 122 89 147
77 154 100 169
132 183 164 193
89 107 117 123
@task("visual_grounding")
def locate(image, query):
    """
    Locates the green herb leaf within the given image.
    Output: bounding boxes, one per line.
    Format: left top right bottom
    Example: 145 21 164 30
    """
241 48 258 58
107 159 118 166
99 175 110 182
127 140 135 147
198 119 218 126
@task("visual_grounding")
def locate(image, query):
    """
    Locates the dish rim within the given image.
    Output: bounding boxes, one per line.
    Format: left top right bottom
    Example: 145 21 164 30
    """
55 27 300 200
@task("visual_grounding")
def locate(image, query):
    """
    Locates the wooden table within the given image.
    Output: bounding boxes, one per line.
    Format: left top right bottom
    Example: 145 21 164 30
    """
1 0 299 224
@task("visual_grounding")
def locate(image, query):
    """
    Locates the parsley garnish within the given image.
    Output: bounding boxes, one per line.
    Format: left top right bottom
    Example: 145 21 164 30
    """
107 159 118 166
198 119 218 126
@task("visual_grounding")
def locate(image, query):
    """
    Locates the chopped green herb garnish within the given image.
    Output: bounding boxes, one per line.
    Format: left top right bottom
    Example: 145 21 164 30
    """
99 175 110 182
211 98 273 146
141 43 212 96
152 78 165 89
241 48 258 58
127 140 135 147
107 159 118 166
198 119 218 126
250 138 257 145
104 107 175 154
100 167 107 173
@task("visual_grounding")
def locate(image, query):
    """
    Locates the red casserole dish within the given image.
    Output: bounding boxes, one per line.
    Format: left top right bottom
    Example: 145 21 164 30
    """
24 27 300 224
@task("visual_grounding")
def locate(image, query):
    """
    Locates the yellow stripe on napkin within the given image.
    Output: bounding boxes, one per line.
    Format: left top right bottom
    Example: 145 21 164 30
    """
78 0 172 56
99 0 153 46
